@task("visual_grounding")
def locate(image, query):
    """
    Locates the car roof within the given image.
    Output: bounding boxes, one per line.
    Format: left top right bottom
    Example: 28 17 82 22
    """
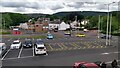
83 63 99 67
36 40 43 44
37 44 45 47
0 43 5 46
48 33 52 35
13 40 20 42
75 62 99 68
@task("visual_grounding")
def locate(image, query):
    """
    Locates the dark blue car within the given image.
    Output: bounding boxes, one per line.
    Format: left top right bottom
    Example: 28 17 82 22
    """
23 39 32 48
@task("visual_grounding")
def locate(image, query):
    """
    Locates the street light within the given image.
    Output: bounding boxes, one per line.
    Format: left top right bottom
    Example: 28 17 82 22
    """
105 2 116 46
109 13 112 45
98 15 101 38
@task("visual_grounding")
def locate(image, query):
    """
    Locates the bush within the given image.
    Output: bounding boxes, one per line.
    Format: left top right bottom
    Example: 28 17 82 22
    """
0 31 11 34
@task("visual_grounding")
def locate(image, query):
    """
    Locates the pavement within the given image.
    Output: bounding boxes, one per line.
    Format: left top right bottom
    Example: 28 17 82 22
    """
1 30 119 68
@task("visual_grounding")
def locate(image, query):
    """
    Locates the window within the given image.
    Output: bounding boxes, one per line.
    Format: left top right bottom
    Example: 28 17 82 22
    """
2 46 6 51
37 47 44 49
13 42 20 44
78 64 86 68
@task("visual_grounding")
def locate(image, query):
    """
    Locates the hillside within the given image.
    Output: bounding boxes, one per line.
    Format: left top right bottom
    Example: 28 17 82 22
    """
23 11 108 18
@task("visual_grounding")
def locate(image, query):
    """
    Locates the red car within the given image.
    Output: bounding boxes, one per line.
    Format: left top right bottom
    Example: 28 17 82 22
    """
74 62 100 68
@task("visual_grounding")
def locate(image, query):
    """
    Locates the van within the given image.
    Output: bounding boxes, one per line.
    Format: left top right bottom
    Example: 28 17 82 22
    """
34 40 47 55
0 43 7 57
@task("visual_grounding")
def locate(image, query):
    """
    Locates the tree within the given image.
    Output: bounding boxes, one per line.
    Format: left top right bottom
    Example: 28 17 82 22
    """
2 13 13 29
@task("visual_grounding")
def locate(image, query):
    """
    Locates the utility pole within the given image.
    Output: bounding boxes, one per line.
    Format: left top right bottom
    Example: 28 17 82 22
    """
105 2 115 46
98 15 101 38
106 4 110 46
109 13 112 45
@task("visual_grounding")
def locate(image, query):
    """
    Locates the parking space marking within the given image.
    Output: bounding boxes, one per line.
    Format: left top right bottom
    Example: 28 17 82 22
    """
60 43 67 49
18 46 23 58
33 45 35 56
32 38 34 41
48 44 54 50
71 42 79 48
8 38 12 41
1 49 11 60
57 43 64 49
20 56 34 59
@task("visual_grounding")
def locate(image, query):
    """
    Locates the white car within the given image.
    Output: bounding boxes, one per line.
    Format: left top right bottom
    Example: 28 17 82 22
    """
0 43 7 57
10 40 22 49
34 40 47 55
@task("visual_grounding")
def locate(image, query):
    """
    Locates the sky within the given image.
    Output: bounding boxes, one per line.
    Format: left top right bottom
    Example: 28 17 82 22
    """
0 0 120 14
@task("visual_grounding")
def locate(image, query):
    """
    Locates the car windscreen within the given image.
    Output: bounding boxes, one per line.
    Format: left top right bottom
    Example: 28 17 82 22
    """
13 42 20 44
48 34 52 36
25 41 32 44
37 47 44 49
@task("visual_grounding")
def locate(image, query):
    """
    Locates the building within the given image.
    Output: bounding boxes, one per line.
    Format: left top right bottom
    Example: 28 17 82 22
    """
34 18 49 32
70 20 80 29
48 19 61 30
58 21 70 30
19 23 29 29
81 19 89 25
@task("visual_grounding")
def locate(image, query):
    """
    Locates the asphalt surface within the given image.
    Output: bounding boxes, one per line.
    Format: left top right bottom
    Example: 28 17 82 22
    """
1 30 119 68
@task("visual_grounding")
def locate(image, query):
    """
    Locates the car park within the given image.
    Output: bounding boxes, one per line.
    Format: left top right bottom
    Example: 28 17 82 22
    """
23 39 32 48
76 33 85 37
10 40 22 49
0 43 7 57
34 39 47 55
74 61 100 68
47 33 53 39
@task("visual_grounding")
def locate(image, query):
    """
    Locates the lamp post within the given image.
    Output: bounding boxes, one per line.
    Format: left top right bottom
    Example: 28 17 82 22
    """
98 15 101 38
109 13 112 45
105 2 115 46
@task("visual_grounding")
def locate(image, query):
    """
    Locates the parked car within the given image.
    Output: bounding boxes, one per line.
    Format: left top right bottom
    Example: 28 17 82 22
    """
101 35 112 39
76 33 85 37
0 43 7 57
64 31 71 35
74 61 100 68
10 40 22 49
34 39 47 55
54 29 58 32
47 34 53 39
23 39 32 48
83 29 89 32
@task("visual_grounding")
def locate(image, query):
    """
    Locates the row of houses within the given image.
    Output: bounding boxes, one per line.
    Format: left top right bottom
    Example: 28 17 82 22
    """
19 18 89 32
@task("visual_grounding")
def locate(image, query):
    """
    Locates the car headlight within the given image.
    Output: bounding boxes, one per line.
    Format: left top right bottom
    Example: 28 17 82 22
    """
28 44 31 46
23 44 26 46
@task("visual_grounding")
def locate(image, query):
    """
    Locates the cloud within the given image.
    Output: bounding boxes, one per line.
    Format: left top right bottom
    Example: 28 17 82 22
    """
0 0 119 14
66 2 84 8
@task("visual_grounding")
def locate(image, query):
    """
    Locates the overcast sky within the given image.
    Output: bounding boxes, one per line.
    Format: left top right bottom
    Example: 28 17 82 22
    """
0 0 120 14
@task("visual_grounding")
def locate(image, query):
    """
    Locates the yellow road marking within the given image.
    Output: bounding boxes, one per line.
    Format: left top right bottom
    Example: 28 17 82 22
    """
48 44 54 50
57 43 64 49
60 43 68 49
71 43 79 48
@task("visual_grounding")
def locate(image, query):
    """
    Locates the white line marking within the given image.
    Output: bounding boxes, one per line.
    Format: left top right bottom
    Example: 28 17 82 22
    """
101 52 119 55
101 53 109 55
33 45 34 56
106 60 120 64
8 38 12 41
44 53 48 56
20 56 34 59
3 56 35 60
32 38 34 41
1 49 11 60
18 46 23 58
